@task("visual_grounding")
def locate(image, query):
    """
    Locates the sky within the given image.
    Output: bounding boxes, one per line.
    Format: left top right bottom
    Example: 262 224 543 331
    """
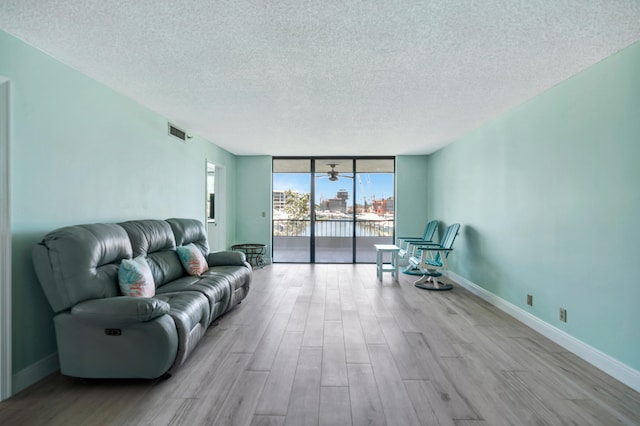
273 173 394 206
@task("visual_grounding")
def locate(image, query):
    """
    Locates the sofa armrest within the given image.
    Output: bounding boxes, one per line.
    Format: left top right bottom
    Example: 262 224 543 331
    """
70 297 170 324
207 250 248 266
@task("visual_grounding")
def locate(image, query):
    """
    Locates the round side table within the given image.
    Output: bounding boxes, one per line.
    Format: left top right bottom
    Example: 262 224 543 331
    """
231 243 266 268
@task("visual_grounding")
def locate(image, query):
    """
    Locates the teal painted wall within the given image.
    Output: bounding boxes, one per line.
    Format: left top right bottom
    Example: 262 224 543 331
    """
426 41 640 371
0 30 239 375
236 156 273 261
395 155 430 242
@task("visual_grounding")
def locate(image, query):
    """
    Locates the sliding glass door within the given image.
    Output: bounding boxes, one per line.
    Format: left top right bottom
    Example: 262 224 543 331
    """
272 157 394 263
272 159 312 262
354 159 395 262
314 160 354 262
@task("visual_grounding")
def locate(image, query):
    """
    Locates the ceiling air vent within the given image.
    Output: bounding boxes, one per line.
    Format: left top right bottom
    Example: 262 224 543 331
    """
168 123 188 142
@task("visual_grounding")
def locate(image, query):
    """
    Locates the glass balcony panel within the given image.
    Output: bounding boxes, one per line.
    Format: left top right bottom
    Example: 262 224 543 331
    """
355 218 394 263
272 236 310 262
272 219 310 262
315 219 353 263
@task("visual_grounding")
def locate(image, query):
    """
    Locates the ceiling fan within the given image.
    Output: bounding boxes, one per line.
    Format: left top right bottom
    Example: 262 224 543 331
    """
317 163 354 181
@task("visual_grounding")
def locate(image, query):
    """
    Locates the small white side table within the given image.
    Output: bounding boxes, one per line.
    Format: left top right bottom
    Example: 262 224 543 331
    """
374 244 400 281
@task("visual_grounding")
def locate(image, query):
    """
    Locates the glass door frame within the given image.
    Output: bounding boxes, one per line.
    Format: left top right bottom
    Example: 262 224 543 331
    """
311 158 356 263
272 156 395 264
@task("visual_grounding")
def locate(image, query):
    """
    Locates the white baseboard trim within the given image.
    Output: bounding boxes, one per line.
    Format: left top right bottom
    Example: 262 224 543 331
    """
12 352 59 395
445 271 640 393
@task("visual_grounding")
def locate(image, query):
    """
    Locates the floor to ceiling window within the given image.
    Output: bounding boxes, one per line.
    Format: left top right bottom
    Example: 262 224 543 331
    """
272 157 395 263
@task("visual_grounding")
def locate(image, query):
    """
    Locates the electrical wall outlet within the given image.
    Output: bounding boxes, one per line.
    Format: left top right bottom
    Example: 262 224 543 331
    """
527 294 533 306
559 308 567 322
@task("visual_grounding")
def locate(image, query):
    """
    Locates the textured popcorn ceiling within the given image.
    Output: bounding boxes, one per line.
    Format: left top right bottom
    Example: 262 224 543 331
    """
1 1 639 156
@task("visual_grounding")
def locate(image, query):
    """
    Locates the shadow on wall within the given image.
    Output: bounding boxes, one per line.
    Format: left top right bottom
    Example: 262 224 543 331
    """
12 231 54 309
456 225 501 292
11 231 57 371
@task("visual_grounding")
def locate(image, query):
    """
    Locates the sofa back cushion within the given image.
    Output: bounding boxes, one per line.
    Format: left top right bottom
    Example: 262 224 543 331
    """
166 218 210 258
32 223 132 313
119 220 184 287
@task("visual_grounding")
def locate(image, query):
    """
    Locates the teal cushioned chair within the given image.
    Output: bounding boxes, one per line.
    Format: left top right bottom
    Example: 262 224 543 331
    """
408 223 460 291
397 219 439 274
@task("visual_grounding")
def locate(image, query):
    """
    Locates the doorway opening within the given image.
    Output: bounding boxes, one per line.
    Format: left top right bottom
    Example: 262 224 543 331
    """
206 161 226 252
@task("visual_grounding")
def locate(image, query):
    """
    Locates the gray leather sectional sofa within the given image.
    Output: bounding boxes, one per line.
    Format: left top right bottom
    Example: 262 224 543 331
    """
32 218 252 379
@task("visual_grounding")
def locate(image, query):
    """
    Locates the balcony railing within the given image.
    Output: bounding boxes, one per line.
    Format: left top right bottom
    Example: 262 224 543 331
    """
273 219 394 237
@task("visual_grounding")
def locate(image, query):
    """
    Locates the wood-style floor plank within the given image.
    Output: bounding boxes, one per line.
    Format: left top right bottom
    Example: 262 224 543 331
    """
358 310 387 345
213 370 269 426
368 343 422 425
1 264 639 426
301 302 325 347
163 352 253 425
285 295 311 333
324 286 342 322
378 317 430 380
250 415 285 426
283 346 322 426
254 332 303 416
318 386 352 426
249 313 290 371
342 309 370 364
404 379 456 426
321 320 348 387
346 363 386 426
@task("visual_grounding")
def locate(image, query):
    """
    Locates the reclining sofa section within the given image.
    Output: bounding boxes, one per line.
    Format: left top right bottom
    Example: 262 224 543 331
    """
32 218 252 379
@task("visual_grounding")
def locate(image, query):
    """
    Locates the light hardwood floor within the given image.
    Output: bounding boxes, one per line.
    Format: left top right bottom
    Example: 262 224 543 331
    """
1 264 639 425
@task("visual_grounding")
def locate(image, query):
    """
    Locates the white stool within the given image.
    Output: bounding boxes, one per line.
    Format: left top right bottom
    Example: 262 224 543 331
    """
374 244 400 281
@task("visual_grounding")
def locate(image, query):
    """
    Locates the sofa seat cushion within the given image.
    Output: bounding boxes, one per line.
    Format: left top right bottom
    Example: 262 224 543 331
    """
202 265 251 293
196 275 232 321
202 265 251 313
154 290 209 372
156 275 230 325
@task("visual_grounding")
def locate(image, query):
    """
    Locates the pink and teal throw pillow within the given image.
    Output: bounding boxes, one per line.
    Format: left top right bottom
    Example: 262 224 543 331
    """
118 256 156 297
177 243 209 276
